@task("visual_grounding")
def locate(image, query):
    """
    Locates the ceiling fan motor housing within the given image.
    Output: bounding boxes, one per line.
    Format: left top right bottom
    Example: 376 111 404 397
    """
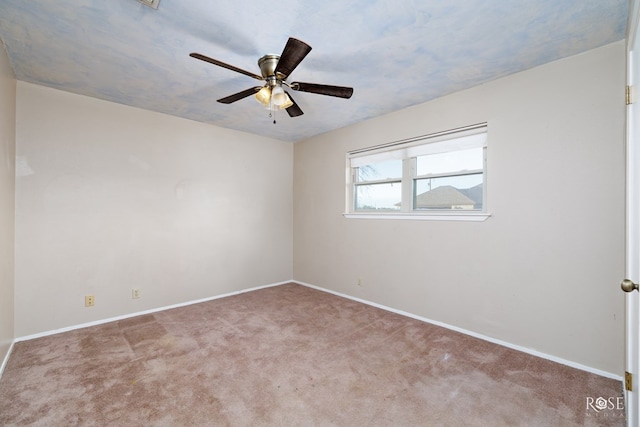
258 55 282 82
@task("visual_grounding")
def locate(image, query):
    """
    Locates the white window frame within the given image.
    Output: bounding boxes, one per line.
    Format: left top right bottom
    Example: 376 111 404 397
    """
344 123 491 221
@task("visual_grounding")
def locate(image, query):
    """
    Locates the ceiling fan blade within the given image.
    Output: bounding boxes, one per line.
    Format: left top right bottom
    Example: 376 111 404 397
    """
217 86 263 104
291 82 353 99
274 38 312 78
190 53 264 81
284 91 304 117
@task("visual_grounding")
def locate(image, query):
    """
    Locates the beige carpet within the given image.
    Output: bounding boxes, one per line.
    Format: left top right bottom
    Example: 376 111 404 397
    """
0 283 625 426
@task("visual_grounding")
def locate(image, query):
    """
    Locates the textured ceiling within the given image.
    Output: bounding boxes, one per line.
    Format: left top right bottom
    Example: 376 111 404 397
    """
0 0 628 142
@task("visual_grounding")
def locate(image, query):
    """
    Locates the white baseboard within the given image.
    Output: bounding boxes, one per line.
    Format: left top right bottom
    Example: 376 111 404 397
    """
13 278 623 383
15 280 290 342
293 280 623 382
0 340 15 379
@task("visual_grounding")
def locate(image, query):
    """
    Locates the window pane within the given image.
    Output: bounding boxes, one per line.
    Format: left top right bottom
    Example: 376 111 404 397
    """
355 182 401 211
414 174 483 210
357 159 402 182
416 147 483 176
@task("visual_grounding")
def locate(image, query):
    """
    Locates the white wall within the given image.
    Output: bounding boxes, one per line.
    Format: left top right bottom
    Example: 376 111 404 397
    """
15 83 293 336
0 40 16 366
293 42 626 375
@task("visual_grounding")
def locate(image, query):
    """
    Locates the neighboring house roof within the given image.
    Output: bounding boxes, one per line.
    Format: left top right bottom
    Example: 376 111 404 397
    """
394 183 483 209
458 184 483 208
415 185 476 208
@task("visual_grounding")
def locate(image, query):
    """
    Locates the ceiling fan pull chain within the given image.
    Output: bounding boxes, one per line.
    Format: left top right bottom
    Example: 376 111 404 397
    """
268 99 276 124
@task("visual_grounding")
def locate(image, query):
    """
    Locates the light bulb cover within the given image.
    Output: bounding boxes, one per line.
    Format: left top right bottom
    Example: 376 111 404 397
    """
255 86 271 107
271 85 287 107
279 93 294 109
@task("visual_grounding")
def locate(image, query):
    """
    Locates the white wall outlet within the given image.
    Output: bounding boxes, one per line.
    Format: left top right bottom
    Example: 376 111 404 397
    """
357 278 362 287
132 288 141 299
85 295 95 307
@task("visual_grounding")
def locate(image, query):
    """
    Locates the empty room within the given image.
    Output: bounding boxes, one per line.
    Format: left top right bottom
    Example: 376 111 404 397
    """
0 1 635 425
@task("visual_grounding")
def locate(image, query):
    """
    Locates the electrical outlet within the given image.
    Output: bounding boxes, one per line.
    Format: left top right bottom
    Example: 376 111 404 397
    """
132 288 141 299
357 278 362 287
85 295 95 307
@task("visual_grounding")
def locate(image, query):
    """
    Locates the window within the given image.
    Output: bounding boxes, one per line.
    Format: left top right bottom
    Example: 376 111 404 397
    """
346 124 489 221
353 159 402 211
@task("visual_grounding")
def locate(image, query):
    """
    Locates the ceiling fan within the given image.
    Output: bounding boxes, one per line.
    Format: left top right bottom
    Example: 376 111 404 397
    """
189 37 353 119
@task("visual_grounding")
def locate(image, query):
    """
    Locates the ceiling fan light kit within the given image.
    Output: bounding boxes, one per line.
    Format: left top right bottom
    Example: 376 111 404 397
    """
190 37 353 121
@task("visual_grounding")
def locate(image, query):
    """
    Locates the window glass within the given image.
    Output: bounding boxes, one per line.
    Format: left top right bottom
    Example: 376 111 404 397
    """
416 147 483 176
356 159 402 182
414 174 483 210
355 182 401 211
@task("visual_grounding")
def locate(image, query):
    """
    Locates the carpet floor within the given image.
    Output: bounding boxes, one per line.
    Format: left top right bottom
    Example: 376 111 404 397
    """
0 283 625 426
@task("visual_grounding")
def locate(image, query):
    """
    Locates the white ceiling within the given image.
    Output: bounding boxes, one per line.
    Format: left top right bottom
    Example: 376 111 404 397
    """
0 0 628 143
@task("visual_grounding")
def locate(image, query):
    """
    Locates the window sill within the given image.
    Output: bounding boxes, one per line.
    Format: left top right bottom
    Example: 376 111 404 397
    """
343 212 491 221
